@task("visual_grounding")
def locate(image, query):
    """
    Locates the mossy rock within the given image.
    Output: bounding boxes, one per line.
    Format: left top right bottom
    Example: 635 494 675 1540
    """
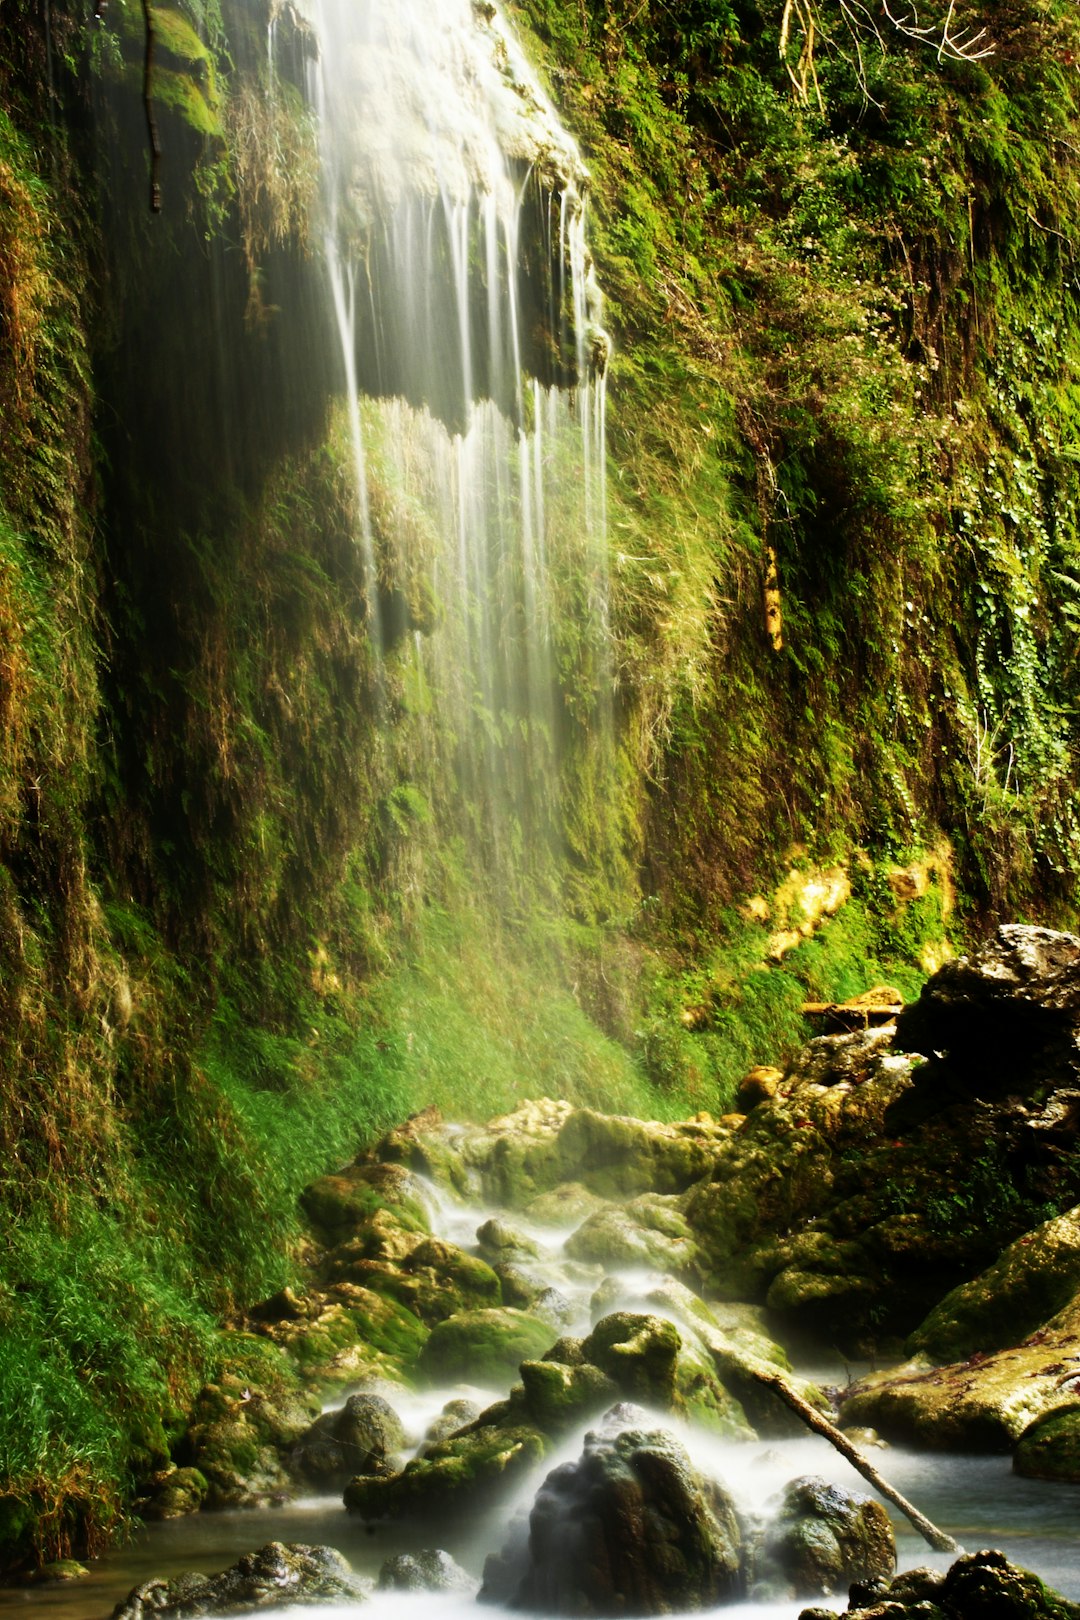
523 1181 610 1227
556 1109 721 1198
301 1165 429 1247
907 1207 1080 1364
761 1475 895 1597
345 1422 549 1520
580 1313 681 1407
519 1358 619 1433
418 1308 555 1387
1014 1406 1080 1482
140 1466 209 1521
566 1194 700 1278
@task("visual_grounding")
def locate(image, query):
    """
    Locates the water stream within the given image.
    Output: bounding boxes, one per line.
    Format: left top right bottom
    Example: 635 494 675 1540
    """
3 1181 1079 1619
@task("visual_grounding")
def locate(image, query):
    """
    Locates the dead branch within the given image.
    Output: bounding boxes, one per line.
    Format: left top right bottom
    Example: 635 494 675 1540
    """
749 1367 960 1554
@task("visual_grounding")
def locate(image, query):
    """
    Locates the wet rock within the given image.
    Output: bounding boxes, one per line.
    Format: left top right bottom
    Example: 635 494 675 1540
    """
580 1313 681 1407
25 1561 90 1583
257 1288 428 1382
826 1550 1080 1620
759 1475 894 1597
138 1466 209 1521
566 1194 700 1278
1014 1406 1080 1482
555 1109 728 1199
519 1357 619 1432
524 1181 610 1227
476 1217 541 1259
893 925 1080 1120
906 1205 1080 1363
840 1291 1080 1449
112 1542 365 1619
178 1372 319 1509
291 1393 406 1486
300 1161 430 1245
738 1066 784 1112
423 1397 482 1446
418 1307 555 1386
377 1549 474 1592
345 1421 548 1521
482 1426 742 1614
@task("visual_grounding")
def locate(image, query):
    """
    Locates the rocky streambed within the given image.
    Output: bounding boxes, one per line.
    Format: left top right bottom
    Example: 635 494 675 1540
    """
11 924 1080 1620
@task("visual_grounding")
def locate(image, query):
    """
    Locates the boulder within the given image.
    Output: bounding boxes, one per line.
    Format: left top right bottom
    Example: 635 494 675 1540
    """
138 1467 209 1521
893 924 1080 1115
580 1313 681 1407
418 1307 555 1387
841 1293 1080 1449
291 1393 406 1486
422 1397 482 1447
377 1550 474 1592
555 1109 727 1199
907 1206 1080 1363
759 1475 894 1597
112 1543 365 1619
177 1370 319 1509
566 1195 700 1278
813 1548 1080 1620
1014 1406 1080 1483
481 1427 742 1614
345 1421 548 1521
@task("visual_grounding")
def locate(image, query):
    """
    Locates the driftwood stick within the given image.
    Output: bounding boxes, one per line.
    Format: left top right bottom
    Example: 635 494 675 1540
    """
750 1368 959 1554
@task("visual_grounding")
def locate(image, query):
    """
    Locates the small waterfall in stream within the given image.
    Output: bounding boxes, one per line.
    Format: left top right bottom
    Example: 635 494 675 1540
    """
302 0 611 875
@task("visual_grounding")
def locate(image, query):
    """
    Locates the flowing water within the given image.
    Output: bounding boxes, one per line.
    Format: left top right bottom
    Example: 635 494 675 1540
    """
303 0 611 875
21 4 1079 1616
4 1181 1080 1619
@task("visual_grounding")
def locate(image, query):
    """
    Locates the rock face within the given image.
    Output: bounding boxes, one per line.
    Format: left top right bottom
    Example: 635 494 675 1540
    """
893 924 1080 1116
759 1475 894 1597
482 1427 742 1615
112 1543 365 1619
1015 1407 1080 1482
800 1549 1080 1620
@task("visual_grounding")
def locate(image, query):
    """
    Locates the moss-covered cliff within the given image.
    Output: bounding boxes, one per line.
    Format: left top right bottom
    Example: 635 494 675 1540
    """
1 0 1080 1570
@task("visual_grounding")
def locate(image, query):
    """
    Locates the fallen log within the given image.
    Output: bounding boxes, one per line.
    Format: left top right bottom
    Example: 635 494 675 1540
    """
749 1368 959 1553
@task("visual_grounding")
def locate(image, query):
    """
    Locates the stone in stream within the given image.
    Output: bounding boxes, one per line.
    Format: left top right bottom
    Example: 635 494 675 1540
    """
803 1548 1080 1620
480 1425 742 1614
290 1392 406 1486
1014 1405 1080 1482
418 1306 556 1385
111 1542 365 1619
755 1474 895 1598
377 1549 474 1592
565 1193 701 1279
422 1396 483 1446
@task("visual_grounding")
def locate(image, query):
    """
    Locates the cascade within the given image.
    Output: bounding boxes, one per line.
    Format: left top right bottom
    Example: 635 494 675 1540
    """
302 0 611 877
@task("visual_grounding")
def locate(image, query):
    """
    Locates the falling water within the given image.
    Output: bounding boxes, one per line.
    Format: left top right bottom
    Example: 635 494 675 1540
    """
301 0 610 874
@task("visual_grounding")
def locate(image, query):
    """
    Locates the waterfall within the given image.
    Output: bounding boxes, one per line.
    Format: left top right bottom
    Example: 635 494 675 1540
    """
301 0 611 879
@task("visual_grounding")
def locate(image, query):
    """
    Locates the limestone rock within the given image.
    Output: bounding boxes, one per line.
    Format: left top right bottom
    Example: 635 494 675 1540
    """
418 1307 555 1386
907 1205 1080 1363
566 1194 700 1278
345 1421 548 1521
291 1393 406 1486
377 1549 474 1592
818 1549 1080 1620
760 1475 895 1597
112 1543 365 1619
482 1427 742 1615
1014 1406 1080 1483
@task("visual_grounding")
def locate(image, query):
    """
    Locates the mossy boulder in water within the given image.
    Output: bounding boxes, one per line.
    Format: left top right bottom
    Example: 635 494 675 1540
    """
300 1161 430 1247
760 1475 894 1598
112 1542 365 1619
519 1357 619 1432
482 1426 742 1614
291 1393 406 1487
419 1307 555 1386
377 1550 474 1592
177 1369 319 1509
555 1109 726 1199
812 1549 1080 1620
906 1206 1080 1364
566 1194 700 1278
580 1313 681 1407
345 1421 548 1521
1014 1406 1080 1482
